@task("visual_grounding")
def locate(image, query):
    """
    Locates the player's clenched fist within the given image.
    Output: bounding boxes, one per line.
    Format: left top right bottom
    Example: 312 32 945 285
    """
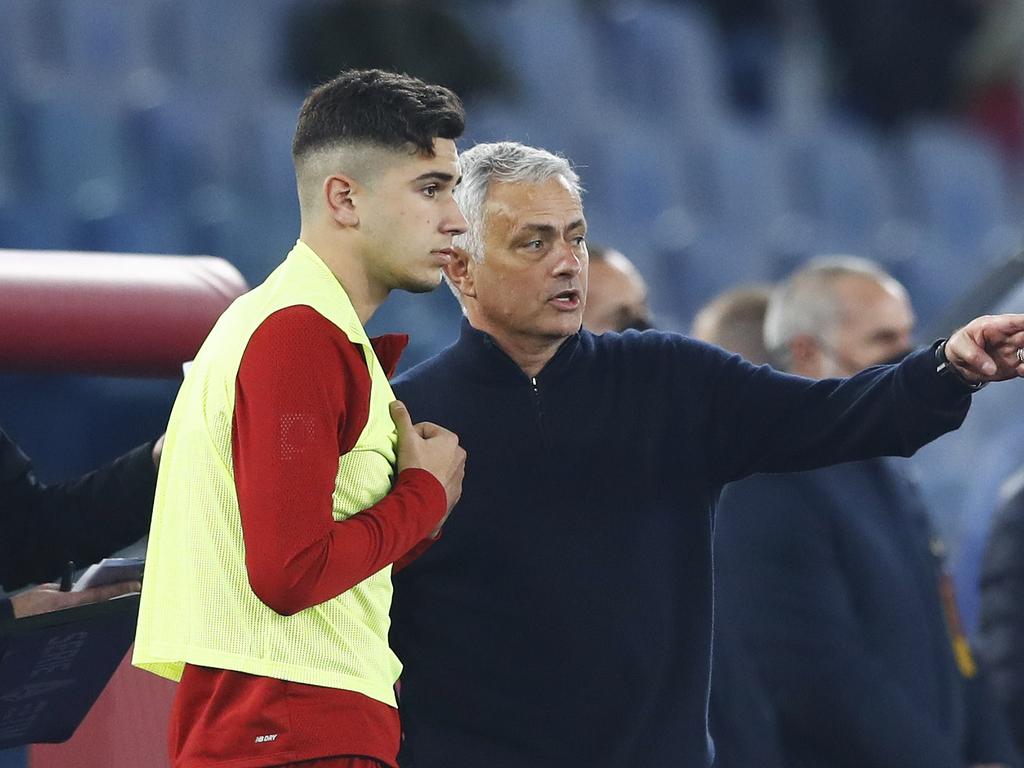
390 400 466 533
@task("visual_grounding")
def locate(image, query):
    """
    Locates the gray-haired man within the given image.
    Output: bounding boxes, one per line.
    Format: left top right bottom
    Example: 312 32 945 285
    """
390 141 1024 767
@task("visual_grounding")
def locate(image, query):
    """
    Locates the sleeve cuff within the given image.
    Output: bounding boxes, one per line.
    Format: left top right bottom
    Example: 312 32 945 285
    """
899 342 975 410
391 469 448 573
395 467 448 534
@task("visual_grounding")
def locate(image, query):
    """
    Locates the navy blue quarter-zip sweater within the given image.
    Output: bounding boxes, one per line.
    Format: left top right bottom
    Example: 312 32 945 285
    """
390 320 972 768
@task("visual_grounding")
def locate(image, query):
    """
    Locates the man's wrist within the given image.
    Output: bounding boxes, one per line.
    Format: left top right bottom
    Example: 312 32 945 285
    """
935 339 987 392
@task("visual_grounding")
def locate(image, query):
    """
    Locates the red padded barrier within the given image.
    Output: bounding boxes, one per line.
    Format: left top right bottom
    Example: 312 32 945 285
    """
0 250 248 378
30 648 175 768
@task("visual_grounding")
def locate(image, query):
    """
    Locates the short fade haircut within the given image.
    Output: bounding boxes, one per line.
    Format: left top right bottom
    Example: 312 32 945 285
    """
292 68 465 161
453 142 582 264
764 255 901 370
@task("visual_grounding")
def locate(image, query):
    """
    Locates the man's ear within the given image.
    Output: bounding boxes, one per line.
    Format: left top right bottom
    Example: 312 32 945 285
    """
443 246 477 300
324 174 359 227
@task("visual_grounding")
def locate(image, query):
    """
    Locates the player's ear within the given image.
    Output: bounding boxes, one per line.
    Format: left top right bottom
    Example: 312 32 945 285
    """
324 174 359 227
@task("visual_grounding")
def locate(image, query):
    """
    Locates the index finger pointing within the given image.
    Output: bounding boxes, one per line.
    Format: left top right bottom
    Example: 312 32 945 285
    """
977 314 1024 339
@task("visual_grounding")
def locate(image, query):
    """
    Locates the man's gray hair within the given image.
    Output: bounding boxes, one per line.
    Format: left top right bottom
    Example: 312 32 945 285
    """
764 255 899 369
453 142 582 263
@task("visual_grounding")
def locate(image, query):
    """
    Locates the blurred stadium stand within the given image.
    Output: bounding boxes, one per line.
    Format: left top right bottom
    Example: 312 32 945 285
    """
0 3 1022 763
1 0 1020 332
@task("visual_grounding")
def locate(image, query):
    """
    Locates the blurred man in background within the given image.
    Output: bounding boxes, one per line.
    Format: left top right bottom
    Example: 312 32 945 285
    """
715 256 1019 768
691 284 773 364
979 466 1024 754
580 243 652 333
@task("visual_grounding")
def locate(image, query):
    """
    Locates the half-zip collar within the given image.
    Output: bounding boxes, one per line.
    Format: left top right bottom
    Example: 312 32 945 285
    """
447 317 584 388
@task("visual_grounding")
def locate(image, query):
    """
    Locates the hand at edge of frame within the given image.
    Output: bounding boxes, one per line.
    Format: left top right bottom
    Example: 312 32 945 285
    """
945 314 1024 384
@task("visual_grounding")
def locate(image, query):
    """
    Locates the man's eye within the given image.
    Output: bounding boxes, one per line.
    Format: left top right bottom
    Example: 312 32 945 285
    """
422 185 439 198
573 236 587 246
525 240 544 250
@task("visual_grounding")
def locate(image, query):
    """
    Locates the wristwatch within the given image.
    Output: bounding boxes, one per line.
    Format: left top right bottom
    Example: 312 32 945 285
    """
934 339 987 392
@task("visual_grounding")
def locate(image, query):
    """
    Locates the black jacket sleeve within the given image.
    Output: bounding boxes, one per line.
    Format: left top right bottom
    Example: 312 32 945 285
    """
0 427 158 591
979 474 1024 756
700 343 972 486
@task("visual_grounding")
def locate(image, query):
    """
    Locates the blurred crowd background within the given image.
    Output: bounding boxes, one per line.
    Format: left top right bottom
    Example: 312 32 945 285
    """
1 0 1023 673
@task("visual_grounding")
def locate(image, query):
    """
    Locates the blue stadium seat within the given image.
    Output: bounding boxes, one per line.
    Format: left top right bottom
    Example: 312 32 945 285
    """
466 0 604 114
462 103 568 153
14 89 125 203
0 0 67 80
0 1 25 89
2 0 155 87
790 123 896 252
228 94 303 216
867 219 963 327
120 82 190 204
69 206 186 257
181 184 240 259
595 2 726 133
60 0 150 82
142 0 301 89
684 117 792 236
649 222 775 328
120 88 238 205
902 121 1012 255
0 93 16 186
577 120 686 242
219 198 298 287
0 195 72 251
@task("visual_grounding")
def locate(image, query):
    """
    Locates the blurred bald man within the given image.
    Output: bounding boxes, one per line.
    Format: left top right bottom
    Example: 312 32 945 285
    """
692 284 773 364
581 244 652 333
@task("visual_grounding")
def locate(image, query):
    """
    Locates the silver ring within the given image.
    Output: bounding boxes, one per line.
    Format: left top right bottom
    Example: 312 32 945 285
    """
1018 348 1024 364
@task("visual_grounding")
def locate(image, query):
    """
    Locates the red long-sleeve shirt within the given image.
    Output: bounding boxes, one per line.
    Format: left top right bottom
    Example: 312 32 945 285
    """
168 307 445 768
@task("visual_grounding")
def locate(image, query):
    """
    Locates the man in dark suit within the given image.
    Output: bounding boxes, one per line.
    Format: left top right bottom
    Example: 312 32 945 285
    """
1 426 160 621
980 466 1024 755
715 256 1018 768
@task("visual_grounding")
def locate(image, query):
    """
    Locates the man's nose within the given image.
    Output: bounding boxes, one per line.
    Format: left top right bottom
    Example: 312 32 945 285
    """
553 241 582 275
444 199 469 236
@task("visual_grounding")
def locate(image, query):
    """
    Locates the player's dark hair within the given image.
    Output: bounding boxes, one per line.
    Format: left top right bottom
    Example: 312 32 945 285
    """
292 68 465 160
